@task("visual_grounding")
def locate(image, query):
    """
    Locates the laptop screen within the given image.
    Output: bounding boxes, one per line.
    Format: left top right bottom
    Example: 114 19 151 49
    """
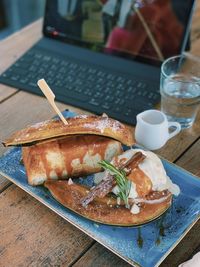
43 0 195 64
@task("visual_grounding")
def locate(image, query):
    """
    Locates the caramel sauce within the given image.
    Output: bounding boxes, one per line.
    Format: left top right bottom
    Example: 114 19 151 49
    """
37 143 52 179
29 135 117 179
128 167 152 197
58 135 111 175
137 227 143 248
118 157 127 166
45 180 172 226
146 190 169 200
156 212 167 245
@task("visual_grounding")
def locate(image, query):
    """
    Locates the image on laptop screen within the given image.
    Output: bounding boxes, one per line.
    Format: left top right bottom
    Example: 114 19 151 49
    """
41 0 194 62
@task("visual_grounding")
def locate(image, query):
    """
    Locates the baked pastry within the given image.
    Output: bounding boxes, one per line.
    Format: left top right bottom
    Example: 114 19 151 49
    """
22 135 122 186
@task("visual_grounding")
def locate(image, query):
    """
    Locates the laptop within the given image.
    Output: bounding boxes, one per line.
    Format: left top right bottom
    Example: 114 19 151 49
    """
0 0 196 125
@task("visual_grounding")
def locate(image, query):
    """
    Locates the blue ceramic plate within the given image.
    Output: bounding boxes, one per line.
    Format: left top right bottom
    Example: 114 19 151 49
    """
0 110 200 267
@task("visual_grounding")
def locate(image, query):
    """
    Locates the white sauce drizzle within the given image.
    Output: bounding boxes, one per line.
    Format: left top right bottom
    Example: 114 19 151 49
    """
68 178 73 185
112 185 120 195
134 195 170 205
117 197 121 205
130 204 140 214
128 182 138 199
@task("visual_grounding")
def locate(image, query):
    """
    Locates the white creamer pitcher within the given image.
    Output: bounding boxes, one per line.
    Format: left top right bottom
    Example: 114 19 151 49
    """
135 110 181 150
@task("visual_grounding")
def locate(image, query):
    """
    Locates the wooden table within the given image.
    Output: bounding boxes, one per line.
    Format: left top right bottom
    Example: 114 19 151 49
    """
0 5 200 266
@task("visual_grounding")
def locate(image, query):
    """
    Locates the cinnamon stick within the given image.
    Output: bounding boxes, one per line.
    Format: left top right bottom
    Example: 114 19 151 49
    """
81 152 146 207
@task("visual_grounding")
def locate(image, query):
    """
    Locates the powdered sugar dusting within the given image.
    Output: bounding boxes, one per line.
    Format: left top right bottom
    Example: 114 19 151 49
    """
31 120 52 130
75 114 90 119
84 118 122 134
11 119 55 142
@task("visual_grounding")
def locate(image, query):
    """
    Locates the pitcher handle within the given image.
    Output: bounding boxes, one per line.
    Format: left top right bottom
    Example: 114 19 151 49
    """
168 122 181 139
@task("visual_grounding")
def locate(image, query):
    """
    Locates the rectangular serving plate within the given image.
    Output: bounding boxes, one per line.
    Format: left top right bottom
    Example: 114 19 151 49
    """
0 110 200 267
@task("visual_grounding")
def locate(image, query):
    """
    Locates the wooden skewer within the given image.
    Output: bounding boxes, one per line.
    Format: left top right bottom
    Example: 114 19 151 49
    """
37 79 68 125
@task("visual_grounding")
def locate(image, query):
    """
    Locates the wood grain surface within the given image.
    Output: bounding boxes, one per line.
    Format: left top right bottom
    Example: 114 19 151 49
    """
0 19 42 74
0 2 200 267
0 185 94 267
191 0 200 56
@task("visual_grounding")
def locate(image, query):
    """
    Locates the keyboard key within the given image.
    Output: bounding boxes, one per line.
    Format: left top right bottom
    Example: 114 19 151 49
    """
124 108 132 116
54 81 63 87
74 87 83 93
118 99 125 106
94 91 104 98
46 77 55 84
34 53 42 59
114 90 124 97
106 74 115 81
148 92 154 99
112 106 121 113
11 75 19 81
19 56 32 63
29 66 38 72
113 98 120 105
52 58 60 64
19 78 29 84
28 82 38 87
105 95 114 102
57 90 89 102
141 90 148 97
89 98 101 106
61 60 69 67
83 89 93 96
66 85 73 91
43 56 51 61
2 72 10 78
27 73 37 80
102 102 111 109
127 86 136 93
137 82 146 88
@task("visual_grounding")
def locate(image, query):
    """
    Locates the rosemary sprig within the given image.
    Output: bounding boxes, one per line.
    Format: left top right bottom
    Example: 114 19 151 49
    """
99 160 131 208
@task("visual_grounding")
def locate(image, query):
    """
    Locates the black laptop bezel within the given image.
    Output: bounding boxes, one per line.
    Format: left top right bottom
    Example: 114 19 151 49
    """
42 0 195 67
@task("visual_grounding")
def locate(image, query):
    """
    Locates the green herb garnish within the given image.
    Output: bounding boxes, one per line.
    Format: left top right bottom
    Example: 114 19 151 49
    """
99 160 131 208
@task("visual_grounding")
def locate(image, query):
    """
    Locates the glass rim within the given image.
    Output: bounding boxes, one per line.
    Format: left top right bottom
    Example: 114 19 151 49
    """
161 54 200 84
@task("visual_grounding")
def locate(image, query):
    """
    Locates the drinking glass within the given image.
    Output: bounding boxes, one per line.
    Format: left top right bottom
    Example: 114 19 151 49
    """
160 55 200 128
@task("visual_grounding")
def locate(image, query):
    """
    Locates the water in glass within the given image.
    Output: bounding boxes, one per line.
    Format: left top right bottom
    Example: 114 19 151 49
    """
161 74 200 128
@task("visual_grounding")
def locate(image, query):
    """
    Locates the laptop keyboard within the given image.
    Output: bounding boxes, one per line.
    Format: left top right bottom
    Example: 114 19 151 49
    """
0 48 160 125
